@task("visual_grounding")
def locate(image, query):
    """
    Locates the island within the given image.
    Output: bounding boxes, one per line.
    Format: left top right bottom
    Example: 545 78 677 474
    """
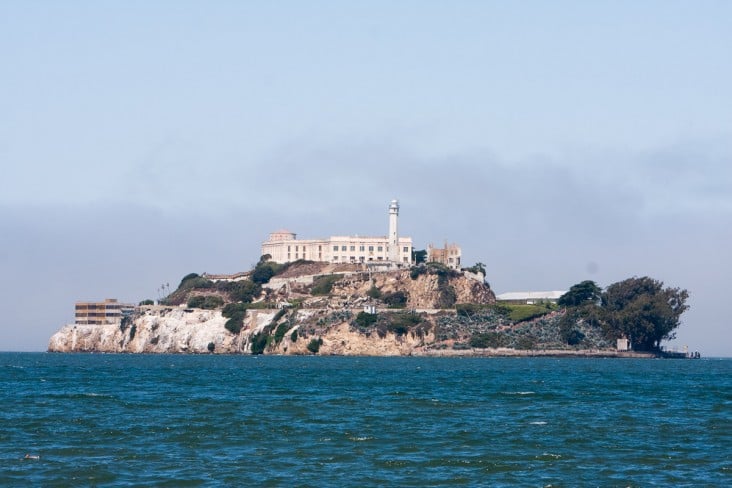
48 200 691 357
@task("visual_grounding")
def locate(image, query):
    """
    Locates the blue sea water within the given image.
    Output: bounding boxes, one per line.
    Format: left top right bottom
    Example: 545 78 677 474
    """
1 354 729 487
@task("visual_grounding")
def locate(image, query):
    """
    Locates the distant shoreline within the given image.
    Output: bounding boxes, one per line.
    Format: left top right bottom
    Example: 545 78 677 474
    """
413 348 657 358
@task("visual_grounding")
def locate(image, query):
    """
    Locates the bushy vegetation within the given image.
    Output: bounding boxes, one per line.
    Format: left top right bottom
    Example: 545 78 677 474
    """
207 342 215 353
222 302 248 334
216 280 261 303
366 284 382 299
307 338 323 354
469 332 507 348
382 291 408 308
462 262 486 276
412 249 427 264
178 273 214 291
250 332 268 355
382 312 421 336
274 320 291 344
601 277 689 351
355 311 377 328
558 280 602 307
311 274 342 295
139 299 154 306
290 329 298 342
187 295 224 309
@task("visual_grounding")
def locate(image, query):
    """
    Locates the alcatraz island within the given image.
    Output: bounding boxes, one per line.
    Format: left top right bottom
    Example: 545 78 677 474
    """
48 200 693 358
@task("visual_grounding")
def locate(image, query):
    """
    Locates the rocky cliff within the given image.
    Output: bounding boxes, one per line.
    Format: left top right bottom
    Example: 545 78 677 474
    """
49 265 498 355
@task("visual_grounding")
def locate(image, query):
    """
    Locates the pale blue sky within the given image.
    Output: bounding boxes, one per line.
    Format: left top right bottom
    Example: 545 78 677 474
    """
1 1 730 354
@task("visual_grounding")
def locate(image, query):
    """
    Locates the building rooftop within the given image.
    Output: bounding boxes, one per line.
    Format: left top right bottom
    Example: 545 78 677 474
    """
495 291 566 301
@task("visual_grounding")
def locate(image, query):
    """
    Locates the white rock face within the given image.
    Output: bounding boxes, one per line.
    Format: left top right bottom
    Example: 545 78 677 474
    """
47 307 436 356
48 308 278 354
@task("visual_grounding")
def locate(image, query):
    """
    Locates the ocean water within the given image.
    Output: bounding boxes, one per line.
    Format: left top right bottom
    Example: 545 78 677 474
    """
1 354 729 487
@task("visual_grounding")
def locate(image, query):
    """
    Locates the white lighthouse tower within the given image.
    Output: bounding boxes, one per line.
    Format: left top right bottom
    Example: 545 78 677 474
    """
388 199 399 263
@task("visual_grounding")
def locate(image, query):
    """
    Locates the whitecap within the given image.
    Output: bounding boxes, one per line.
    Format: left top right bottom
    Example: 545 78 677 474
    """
530 421 547 425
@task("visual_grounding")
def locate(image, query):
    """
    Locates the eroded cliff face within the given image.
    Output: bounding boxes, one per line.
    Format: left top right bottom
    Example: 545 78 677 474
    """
48 267 494 355
48 307 437 355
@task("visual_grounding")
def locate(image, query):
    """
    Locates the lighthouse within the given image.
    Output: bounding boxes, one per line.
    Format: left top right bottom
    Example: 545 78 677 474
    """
388 199 399 263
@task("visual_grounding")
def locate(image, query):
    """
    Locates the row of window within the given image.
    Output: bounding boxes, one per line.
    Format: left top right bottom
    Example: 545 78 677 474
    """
331 245 411 252
332 256 411 263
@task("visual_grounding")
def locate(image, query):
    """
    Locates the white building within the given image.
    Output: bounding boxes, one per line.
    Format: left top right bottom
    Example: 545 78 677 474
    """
495 291 567 305
261 200 413 266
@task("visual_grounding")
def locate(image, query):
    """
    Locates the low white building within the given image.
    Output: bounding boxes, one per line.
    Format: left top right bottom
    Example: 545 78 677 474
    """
495 291 566 305
261 200 413 266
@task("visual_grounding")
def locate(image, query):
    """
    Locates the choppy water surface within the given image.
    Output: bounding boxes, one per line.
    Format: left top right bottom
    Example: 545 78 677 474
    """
1 353 729 486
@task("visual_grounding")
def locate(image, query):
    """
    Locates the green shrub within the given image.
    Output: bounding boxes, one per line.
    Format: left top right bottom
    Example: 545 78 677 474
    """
187 295 223 309
139 299 154 306
385 312 421 336
469 332 507 348
410 266 427 280
250 332 269 355
367 285 382 299
274 322 290 344
290 329 298 342
355 311 377 328
515 335 538 350
217 280 261 303
307 338 323 354
207 342 215 353
222 302 248 317
225 315 244 334
383 291 408 308
311 274 341 295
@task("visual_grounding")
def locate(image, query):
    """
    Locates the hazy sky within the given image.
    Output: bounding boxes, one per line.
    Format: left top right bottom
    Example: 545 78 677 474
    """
1 1 730 355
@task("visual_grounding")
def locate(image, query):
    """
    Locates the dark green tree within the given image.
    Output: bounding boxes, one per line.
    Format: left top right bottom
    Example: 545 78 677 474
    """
412 249 427 264
558 280 602 307
602 276 689 351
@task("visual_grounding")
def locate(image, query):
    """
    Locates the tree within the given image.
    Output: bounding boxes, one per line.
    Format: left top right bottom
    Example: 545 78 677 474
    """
412 249 427 264
558 280 602 307
602 276 689 351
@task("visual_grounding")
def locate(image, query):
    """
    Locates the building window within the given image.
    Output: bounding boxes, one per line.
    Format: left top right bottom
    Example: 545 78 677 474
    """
333 246 338 251
403 246 409 253
377 246 383 252
403 257 408 262
368 246 374 251
341 245 347 251
295 245 299 251
350 245 355 251
333 256 338 261
359 245 365 251
287 246 291 251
